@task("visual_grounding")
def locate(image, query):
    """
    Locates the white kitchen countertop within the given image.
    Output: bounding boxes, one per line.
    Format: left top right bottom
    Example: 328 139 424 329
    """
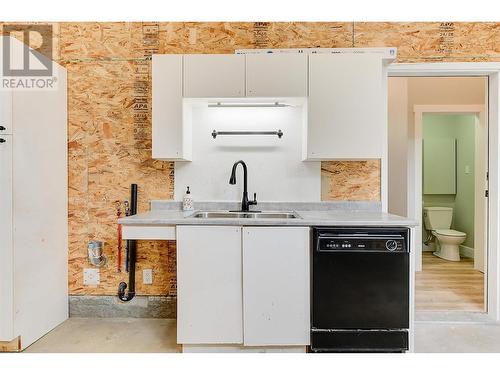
119 201 417 227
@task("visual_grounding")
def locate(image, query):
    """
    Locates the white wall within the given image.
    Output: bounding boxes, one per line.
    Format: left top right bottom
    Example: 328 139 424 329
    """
174 99 321 202
408 77 485 105
388 78 409 216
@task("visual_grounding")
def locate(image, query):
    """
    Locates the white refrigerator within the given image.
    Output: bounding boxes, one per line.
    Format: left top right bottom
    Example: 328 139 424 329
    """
0 36 68 350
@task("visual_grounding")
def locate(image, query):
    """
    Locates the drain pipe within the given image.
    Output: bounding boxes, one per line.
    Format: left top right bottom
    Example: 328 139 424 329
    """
118 183 138 302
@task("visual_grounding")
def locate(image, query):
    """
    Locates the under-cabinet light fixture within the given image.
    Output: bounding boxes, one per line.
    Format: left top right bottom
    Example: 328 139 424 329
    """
208 101 291 108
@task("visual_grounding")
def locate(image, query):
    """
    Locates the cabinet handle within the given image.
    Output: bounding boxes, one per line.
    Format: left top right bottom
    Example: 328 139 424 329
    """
0 138 6 143
0 126 6 131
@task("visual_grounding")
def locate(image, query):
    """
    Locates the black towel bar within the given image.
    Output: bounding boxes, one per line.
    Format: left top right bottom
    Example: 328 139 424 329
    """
211 130 283 139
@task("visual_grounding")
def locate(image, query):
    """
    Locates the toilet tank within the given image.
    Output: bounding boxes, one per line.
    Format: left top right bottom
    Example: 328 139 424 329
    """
423 206 453 230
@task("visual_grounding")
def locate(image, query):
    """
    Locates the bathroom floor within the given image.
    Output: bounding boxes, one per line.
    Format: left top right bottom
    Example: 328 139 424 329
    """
416 252 484 311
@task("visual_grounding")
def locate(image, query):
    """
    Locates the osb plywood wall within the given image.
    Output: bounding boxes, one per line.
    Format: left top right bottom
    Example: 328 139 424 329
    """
322 160 381 201
1 22 500 296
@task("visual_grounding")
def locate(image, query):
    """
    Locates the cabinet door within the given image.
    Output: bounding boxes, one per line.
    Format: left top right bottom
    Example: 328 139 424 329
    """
152 55 190 160
306 53 384 160
243 227 310 346
246 54 307 97
183 54 245 97
0 135 13 340
0 92 12 134
176 226 242 344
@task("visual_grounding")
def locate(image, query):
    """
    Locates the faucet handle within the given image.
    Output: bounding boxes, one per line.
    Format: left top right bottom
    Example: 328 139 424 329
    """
250 193 258 205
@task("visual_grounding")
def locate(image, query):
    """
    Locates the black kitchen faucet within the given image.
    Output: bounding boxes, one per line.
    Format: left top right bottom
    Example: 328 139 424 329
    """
229 160 258 212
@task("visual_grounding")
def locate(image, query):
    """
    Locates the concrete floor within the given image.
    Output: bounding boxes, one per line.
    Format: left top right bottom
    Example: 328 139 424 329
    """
415 321 500 352
414 312 500 353
24 318 181 353
23 317 500 353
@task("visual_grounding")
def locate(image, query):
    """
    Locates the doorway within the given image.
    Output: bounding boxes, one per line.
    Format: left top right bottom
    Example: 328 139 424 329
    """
417 110 487 312
388 76 488 313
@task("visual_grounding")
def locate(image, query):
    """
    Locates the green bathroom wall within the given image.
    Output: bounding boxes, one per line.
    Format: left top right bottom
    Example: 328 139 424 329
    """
423 114 476 249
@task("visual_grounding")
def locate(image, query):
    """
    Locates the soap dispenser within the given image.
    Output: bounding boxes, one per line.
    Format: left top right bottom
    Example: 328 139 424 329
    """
183 186 194 211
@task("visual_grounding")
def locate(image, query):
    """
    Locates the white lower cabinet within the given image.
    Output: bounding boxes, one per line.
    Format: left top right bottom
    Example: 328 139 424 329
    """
176 226 243 344
176 225 310 348
243 227 310 346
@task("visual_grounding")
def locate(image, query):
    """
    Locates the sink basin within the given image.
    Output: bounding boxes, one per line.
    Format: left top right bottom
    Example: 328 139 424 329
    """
250 212 301 219
189 211 301 219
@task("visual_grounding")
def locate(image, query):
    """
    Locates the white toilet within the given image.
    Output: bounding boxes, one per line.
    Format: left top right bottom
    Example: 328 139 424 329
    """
423 206 466 262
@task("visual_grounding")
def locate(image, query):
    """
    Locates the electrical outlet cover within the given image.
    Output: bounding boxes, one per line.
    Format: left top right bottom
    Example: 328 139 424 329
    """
83 268 100 285
143 269 153 285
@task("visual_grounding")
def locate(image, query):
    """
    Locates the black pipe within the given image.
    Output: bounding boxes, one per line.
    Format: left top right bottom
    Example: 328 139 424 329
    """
118 183 138 302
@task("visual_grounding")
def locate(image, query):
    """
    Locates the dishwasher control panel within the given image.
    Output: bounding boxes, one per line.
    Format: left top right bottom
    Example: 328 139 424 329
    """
316 229 408 253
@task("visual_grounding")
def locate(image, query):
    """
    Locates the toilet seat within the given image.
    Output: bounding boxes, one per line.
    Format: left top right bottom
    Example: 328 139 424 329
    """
433 229 466 237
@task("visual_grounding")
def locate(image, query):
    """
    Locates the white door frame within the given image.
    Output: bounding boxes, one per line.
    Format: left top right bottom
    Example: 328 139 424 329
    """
413 105 487 312
388 62 500 321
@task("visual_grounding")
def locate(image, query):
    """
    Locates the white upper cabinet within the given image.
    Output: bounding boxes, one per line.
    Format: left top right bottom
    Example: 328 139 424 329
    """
0 92 12 134
152 51 391 161
152 55 190 160
183 54 245 97
245 54 308 97
305 53 385 160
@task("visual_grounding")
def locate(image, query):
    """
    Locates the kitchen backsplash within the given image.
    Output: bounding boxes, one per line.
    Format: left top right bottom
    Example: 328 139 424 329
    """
175 100 321 202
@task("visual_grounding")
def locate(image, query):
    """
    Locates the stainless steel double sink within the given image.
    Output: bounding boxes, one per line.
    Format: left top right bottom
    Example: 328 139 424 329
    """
189 211 301 219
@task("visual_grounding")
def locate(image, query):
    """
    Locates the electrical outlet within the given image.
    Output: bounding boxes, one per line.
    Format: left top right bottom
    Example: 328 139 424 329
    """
143 269 153 285
83 268 100 285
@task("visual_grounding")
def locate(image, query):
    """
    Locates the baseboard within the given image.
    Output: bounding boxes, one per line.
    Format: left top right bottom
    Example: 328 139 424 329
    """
69 295 177 318
0 336 21 352
460 245 475 259
182 344 307 353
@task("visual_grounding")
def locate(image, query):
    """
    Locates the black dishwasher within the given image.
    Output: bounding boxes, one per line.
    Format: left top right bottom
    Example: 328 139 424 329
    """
311 227 410 353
